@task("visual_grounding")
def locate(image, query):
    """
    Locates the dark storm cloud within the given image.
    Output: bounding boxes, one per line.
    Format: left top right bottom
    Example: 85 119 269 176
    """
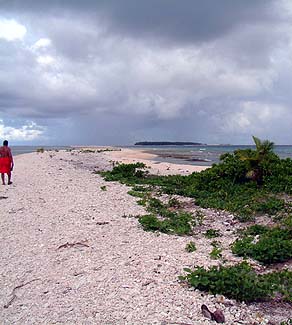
0 0 292 144
1 0 278 44
96 0 279 44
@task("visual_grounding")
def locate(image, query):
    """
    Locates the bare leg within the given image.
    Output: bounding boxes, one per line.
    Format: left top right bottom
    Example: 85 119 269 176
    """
1 173 5 185
7 172 12 185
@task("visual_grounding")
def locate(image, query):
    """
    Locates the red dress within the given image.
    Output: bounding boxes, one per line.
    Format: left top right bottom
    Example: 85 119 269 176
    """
0 157 12 173
0 147 12 173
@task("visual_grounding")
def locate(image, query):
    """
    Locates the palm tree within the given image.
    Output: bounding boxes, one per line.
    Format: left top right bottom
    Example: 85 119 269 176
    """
238 136 275 185
252 136 274 158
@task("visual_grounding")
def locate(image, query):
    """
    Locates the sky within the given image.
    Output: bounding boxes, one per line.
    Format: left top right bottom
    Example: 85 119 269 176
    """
0 0 292 145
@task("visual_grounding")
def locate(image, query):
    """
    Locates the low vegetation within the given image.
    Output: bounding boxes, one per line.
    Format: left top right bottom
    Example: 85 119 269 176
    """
209 241 223 259
281 319 292 325
138 200 194 235
102 137 292 221
232 223 292 265
204 229 221 239
36 147 45 153
180 262 292 303
185 241 196 252
101 136 292 306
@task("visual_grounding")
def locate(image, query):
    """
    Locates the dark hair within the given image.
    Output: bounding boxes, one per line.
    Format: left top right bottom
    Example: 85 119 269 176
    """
3 140 8 146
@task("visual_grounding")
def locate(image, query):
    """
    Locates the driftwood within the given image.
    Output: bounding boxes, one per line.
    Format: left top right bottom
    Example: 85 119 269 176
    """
4 278 41 308
201 304 213 320
161 322 193 325
201 304 225 323
57 241 89 249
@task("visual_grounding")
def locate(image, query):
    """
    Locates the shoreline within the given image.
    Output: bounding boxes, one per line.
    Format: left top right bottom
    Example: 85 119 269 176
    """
86 147 209 175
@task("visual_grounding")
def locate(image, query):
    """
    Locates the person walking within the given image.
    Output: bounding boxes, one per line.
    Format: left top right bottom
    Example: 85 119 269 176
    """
0 140 14 185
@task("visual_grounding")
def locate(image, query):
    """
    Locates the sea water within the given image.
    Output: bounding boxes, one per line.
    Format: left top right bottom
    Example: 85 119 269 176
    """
11 146 70 156
11 145 292 167
130 145 292 166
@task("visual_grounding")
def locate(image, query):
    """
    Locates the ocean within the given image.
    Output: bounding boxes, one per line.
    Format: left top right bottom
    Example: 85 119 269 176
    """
11 145 292 167
130 145 292 166
11 146 70 156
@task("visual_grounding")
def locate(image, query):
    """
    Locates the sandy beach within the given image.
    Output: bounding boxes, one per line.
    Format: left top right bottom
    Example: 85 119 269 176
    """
102 147 209 175
0 149 289 324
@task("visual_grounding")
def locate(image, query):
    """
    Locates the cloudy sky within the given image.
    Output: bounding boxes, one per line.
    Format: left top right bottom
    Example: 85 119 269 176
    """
0 0 292 145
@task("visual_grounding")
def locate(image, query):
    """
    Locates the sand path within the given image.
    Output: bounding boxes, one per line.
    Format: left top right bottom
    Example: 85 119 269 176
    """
0 151 277 324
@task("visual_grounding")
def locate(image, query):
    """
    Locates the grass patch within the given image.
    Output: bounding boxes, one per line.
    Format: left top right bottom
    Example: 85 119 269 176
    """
100 139 292 304
36 147 45 153
232 226 292 264
101 150 292 221
138 210 193 235
127 190 146 198
210 241 222 259
185 241 197 252
204 229 221 239
180 262 292 302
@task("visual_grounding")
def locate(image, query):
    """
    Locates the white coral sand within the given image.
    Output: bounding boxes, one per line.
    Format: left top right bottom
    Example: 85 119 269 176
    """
0 150 289 324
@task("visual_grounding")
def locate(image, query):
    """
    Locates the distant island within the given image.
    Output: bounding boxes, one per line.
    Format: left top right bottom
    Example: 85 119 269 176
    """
134 141 205 146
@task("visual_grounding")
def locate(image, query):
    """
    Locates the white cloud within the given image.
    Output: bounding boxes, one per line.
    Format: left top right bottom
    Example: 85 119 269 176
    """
0 120 45 141
37 55 55 65
31 38 52 50
0 18 27 41
221 101 289 134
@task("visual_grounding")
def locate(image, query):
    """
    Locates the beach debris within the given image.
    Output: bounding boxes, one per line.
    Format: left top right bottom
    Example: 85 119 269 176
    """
142 279 157 286
213 309 225 323
96 221 109 225
121 214 140 219
161 322 193 325
201 304 225 323
73 271 86 277
4 278 41 308
0 196 8 200
201 304 213 320
57 241 89 250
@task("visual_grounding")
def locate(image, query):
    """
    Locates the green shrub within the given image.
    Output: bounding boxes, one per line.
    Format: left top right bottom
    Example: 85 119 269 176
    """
138 215 163 232
253 196 286 215
243 224 270 236
180 262 292 302
137 198 147 206
142 196 194 235
232 227 292 264
36 147 44 153
168 197 182 208
138 212 192 235
132 185 150 192
147 197 165 212
81 149 95 153
101 138 292 220
282 215 292 230
127 190 145 198
210 241 222 259
193 210 205 226
281 319 292 325
137 196 194 235
185 241 196 252
264 269 292 302
204 229 221 238
102 162 148 183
